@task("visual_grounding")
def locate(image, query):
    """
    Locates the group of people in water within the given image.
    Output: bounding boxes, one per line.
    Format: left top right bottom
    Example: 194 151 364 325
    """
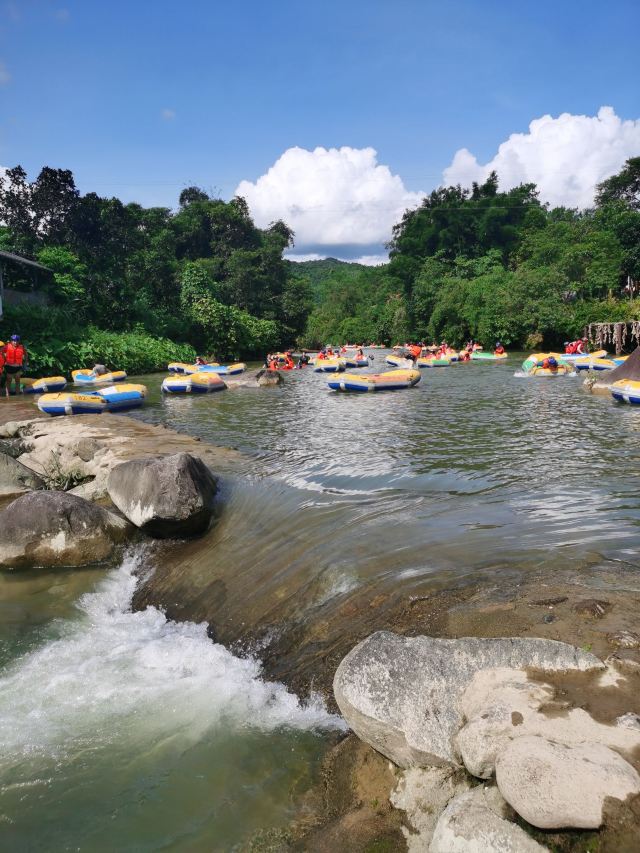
0 334 28 397
397 339 505 362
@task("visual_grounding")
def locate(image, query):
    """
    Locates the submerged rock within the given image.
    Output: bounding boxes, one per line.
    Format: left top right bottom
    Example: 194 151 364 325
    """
0 490 130 570
333 632 603 768
0 451 44 497
256 368 283 386
496 735 640 829
430 785 548 852
107 452 218 538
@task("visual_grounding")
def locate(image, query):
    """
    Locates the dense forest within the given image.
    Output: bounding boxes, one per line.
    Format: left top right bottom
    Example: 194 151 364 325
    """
0 168 311 373
0 158 639 374
301 158 640 350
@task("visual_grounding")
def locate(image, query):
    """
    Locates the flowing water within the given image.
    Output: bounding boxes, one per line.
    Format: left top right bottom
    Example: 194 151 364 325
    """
2 352 640 850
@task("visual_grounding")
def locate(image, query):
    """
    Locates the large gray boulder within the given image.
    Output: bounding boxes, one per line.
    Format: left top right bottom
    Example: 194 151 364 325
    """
0 452 44 497
496 736 640 829
333 632 604 768
0 490 130 570
107 452 218 537
430 785 548 852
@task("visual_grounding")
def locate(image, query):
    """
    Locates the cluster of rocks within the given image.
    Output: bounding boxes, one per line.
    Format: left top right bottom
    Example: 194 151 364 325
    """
334 632 640 851
0 419 218 570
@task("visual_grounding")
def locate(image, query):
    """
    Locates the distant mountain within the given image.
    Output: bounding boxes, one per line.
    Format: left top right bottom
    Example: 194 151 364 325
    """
287 257 370 291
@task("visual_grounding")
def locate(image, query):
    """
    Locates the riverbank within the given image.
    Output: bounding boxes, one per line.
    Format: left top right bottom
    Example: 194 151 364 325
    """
2 402 640 850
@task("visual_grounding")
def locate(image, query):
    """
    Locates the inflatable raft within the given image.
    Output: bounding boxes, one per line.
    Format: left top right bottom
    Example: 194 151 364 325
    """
161 373 226 394
385 354 413 368
416 356 450 368
72 369 127 385
557 349 607 362
527 364 572 377
38 393 107 416
611 380 640 405
471 352 507 361
572 356 617 372
197 362 246 376
314 358 346 373
22 376 67 394
327 369 421 392
96 384 147 411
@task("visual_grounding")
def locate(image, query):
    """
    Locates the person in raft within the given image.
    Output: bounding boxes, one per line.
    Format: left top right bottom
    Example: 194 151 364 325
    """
541 356 559 372
4 334 28 395
194 355 208 366
407 342 423 362
0 342 7 398
494 342 505 355
92 363 109 376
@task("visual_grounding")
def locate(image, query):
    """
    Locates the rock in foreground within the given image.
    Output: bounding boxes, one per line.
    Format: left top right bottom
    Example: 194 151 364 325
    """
496 735 640 829
333 632 603 768
0 451 45 497
430 785 548 852
107 452 218 538
0 490 130 570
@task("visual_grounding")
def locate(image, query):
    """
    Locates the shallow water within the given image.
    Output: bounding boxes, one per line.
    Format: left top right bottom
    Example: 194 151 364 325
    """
2 351 640 849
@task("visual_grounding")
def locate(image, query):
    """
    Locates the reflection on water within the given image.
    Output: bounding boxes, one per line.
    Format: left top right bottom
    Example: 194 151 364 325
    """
132 353 640 588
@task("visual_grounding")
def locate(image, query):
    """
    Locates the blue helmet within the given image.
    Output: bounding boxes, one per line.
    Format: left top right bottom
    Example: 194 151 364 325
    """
10 334 20 342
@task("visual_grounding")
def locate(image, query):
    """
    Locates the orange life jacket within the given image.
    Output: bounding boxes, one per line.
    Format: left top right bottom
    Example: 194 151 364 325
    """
494 346 505 355
4 343 25 366
409 344 422 359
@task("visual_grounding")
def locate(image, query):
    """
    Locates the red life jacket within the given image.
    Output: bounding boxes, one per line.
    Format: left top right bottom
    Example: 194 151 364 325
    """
5 343 25 366
409 344 422 359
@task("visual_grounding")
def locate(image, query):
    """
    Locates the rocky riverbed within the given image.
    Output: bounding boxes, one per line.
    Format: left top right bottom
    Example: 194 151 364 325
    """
1 410 640 851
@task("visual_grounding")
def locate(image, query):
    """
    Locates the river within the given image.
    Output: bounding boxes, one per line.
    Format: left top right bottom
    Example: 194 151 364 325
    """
1 352 640 850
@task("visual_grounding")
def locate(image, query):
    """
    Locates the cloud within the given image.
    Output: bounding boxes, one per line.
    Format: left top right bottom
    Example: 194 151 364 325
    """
0 61 11 86
236 146 424 255
443 106 640 209
161 108 176 121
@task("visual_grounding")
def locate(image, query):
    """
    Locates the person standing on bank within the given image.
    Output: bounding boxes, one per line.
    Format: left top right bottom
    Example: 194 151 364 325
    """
4 335 28 395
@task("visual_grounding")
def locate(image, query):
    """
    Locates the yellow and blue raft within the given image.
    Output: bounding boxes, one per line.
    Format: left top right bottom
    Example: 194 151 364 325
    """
37 392 108 416
161 373 227 394
611 380 640 405
328 369 421 392
22 376 67 394
314 358 347 373
72 369 127 385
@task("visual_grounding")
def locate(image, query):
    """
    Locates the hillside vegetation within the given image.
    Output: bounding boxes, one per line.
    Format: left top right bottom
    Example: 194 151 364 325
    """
1 158 639 374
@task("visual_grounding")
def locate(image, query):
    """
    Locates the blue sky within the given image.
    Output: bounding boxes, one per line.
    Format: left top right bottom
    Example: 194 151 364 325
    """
1 0 639 260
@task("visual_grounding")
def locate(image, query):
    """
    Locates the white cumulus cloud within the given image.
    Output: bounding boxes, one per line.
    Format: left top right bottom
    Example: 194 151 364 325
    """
443 106 640 209
235 146 424 256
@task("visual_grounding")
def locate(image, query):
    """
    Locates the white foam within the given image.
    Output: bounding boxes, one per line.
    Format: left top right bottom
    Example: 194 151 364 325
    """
0 551 344 766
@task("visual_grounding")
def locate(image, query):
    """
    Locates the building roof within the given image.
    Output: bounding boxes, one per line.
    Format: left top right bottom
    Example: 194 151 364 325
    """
0 250 52 273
